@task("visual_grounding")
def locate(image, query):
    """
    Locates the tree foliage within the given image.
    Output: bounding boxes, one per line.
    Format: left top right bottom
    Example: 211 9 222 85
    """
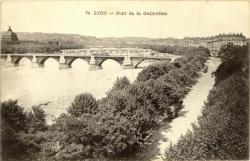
67 93 99 117
1 46 210 160
1 100 27 132
165 44 249 160
1 41 85 54
46 46 209 160
215 43 248 84
107 77 131 95
1 100 48 161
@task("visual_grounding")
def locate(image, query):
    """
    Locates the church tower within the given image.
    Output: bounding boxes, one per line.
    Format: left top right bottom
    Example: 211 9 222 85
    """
1 26 19 42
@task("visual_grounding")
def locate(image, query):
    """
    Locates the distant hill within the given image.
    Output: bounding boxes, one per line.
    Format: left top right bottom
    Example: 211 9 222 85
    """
1 31 180 47
1 31 194 51
16 32 98 43
14 32 160 46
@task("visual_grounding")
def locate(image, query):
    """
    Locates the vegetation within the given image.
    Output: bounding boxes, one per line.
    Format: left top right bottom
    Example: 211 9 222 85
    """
67 93 99 117
1 31 210 55
1 100 47 161
1 31 97 54
126 43 204 55
165 43 249 160
1 46 210 161
1 41 85 54
215 43 248 84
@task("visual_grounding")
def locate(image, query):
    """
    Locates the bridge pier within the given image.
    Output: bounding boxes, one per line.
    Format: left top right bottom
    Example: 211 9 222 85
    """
89 64 102 70
59 55 70 69
122 64 134 69
31 62 41 68
6 55 16 67
31 55 43 68
89 55 101 70
59 63 70 69
122 55 134 69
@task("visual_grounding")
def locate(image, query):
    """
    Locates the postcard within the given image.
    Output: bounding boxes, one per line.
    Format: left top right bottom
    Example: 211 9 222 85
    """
0 1 249 161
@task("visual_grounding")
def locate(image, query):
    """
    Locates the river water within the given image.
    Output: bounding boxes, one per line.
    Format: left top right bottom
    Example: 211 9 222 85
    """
0 58 142 123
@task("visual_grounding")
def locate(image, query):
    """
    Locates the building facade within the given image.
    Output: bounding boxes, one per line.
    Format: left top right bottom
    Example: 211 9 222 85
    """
207 34 247 56
1 26 19 43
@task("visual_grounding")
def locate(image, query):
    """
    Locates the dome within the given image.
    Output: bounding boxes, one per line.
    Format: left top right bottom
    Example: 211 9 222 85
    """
1 26 18 42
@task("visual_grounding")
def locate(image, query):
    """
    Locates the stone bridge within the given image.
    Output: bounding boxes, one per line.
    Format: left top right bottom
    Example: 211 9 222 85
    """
1 48 178 70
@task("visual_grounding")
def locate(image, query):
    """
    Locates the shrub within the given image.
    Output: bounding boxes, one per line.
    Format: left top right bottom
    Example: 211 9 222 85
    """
107 76 131 95
26 105 47 133
1 100 47 161
1 100 27 132
67 93 99 117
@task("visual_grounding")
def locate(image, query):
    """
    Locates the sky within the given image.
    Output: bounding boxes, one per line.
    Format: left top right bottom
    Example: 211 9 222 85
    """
1 0 249 38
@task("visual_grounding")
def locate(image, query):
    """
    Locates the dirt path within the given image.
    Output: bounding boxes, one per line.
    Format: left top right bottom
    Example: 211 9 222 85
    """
153 57 221 161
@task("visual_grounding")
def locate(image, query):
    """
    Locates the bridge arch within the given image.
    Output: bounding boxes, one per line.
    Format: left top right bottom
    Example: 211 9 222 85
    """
98 58 123 69
67 58 89 67
134 58 162 68
13 56 32 66
68 58 89 70
38 57 59 67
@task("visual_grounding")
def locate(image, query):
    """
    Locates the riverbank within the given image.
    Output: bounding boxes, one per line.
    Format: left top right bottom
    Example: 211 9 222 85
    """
153 57 221 161
0 59 142 124
1 46 212 161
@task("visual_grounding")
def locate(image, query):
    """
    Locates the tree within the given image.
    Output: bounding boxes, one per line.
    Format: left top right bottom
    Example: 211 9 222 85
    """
107 77 131 94
1 99 27 132
165 44 249 160
215 43 248 84
26 105 47 133
1 100 42 161
137 65 165 82
165 72 249 160
67 93 99 117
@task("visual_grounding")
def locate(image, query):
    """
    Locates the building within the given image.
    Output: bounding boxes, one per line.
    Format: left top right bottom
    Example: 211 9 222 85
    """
1 26 19 43
48 40 61 46
183 37 208 48
154 34 247 57
1 26 61 48
207 33 247 56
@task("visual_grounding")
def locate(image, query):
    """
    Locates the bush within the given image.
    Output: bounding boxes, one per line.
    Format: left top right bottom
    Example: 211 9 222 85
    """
67 93 99 117
107 76 131 95
1 100 27 132
1 100 48 161
26 105 47 133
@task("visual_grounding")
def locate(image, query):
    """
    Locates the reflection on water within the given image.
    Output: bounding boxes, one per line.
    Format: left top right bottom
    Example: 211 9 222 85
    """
0 58 142 123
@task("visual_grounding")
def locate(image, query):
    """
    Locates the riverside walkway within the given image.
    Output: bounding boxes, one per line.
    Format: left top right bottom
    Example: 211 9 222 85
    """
153 57 221 161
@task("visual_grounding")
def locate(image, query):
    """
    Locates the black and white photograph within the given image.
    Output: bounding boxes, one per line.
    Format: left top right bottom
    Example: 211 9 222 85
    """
0 1 249 161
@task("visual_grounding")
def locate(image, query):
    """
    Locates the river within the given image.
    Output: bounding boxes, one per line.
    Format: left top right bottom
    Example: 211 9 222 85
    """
0 58 143 123
1 56 221 160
